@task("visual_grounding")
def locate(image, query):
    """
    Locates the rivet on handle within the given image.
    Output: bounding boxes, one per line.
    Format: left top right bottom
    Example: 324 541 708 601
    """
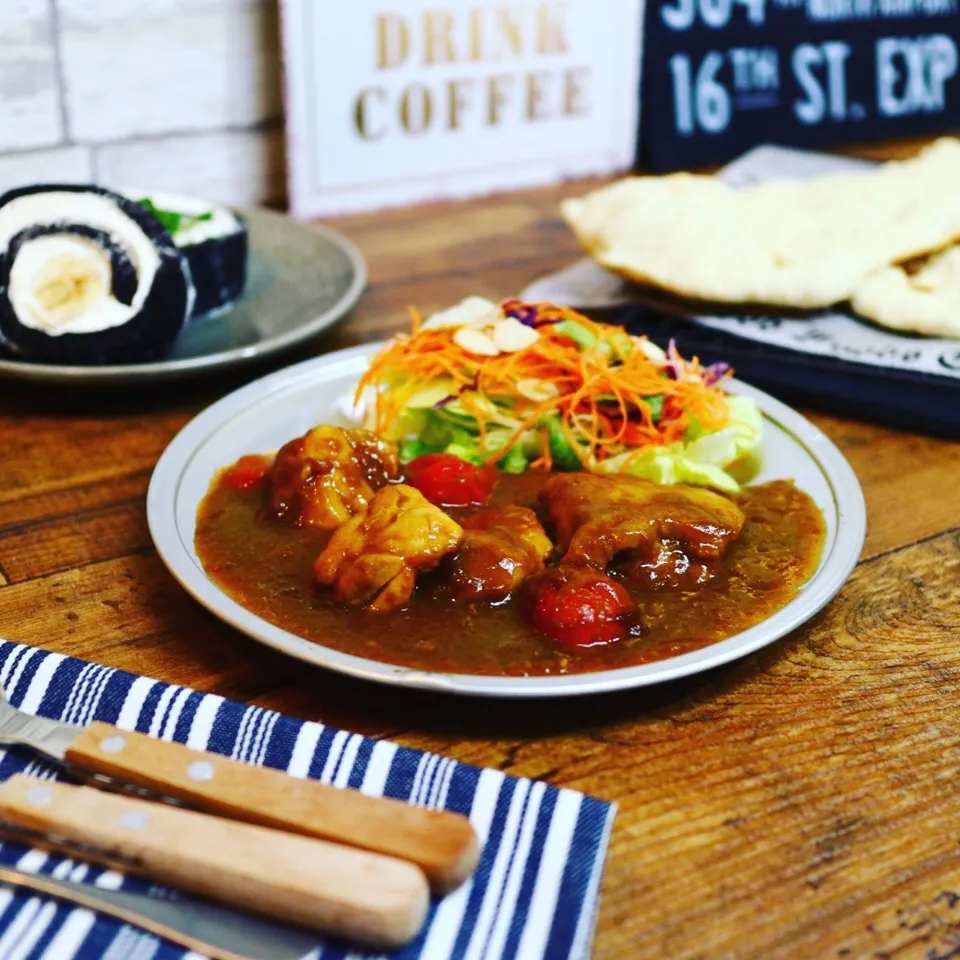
120 811 148 831
187 760 215 783
25 786 53 807
99 735 127 755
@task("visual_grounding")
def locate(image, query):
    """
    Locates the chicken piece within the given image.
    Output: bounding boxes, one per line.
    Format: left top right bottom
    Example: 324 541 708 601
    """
539 473 745 569
314 484 463 612
621 543 723 590
448 506 553 603
265 426 399 529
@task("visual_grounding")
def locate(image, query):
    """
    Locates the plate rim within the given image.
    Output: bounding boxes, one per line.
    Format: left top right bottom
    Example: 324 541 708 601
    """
0 210 367 386
147 344 867 699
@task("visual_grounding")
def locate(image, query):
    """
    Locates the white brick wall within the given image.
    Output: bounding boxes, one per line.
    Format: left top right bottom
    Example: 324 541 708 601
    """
0 0 284 207
0 0 63 151
97 128 285 208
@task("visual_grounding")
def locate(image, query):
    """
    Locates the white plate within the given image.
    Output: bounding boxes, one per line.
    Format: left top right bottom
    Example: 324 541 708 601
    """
0 208 366 386
147 344 867 698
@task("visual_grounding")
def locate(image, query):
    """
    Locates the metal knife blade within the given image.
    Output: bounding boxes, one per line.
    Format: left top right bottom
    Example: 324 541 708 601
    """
0 865 322 960
0 697 78 762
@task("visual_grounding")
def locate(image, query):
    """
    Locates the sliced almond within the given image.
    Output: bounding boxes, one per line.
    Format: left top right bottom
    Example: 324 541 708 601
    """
635 337 667 365
453 326 500 356
491 317 540 353
516 378 559 401
422 296 501 330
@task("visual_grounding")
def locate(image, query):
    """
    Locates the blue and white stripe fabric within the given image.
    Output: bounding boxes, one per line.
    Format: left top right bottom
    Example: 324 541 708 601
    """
0 642 615 960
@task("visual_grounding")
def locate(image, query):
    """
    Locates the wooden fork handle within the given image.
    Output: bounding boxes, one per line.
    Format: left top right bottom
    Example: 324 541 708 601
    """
0 774 429 949
65 721 480 894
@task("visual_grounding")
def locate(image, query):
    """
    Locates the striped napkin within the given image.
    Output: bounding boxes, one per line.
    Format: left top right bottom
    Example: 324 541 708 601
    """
0 641 615 960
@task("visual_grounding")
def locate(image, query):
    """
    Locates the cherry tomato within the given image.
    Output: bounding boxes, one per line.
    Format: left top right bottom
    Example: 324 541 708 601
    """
404 454 496 507
521 566 635 649
222 454 273 491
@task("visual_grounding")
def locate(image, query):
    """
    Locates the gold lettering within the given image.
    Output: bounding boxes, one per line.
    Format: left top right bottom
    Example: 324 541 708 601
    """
400 85 433 134
376 14 409 69
563 67 590 116
497 7 524 58
424 10 456 65
526 72 552 121
537 2 569 55
487 75 514 125
447 78 474 130
469 7 484 61
354 87 389 139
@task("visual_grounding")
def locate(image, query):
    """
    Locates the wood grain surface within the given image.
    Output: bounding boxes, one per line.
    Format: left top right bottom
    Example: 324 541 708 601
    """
0 134 959 959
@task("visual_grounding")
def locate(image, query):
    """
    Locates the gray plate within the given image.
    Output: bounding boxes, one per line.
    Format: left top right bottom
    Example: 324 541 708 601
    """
0 207 366 386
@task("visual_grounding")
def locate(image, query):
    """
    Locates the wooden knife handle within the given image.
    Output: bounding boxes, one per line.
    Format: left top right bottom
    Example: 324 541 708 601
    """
0 774 429 950
65 721 479 894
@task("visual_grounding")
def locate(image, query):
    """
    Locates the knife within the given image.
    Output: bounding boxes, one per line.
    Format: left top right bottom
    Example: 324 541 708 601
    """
0 692 478 893
0 864 322 960
0 773 429 950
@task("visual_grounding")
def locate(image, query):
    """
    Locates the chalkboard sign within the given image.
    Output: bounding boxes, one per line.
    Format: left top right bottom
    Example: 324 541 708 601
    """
639 0 960 170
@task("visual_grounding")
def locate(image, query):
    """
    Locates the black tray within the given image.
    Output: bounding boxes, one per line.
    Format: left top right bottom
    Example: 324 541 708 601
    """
606 305 960 439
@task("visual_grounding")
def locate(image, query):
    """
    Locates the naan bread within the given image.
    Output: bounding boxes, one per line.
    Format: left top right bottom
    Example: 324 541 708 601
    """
851 246 960 339
562 138 960 310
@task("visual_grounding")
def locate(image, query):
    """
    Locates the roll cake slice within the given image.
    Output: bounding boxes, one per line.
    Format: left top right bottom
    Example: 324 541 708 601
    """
133 192 248 320
0 184 194 365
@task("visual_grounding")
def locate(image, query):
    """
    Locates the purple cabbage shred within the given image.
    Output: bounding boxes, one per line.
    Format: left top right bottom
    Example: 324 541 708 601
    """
432 373 479 410
502 300 560 328
702 362 731 385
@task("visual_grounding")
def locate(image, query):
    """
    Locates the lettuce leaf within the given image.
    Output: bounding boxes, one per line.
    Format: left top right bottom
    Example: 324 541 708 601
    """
644 394 665 422
554 319 596 350
686 396 763 482
540 413 583 470
498 445 529 474
594 396 763 492
392 408 540 473
370 382 762 492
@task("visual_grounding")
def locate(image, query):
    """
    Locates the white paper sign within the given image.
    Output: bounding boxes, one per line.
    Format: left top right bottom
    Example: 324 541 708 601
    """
280 0 644 218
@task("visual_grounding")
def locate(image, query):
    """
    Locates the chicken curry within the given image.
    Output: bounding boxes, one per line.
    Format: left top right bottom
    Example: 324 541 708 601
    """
194 425 826 677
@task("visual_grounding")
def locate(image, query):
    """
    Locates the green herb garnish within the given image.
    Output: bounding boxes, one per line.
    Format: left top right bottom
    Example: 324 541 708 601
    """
137 197 214 235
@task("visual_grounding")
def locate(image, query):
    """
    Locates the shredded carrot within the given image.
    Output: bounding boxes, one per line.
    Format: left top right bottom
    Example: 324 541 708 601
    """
529 427 553 471
356 300 737 471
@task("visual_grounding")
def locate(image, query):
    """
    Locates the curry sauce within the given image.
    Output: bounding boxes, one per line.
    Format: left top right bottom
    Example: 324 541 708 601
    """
195 470 825 677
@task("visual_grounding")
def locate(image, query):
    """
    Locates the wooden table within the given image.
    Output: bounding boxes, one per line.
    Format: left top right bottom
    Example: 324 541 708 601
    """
2 135 960 959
